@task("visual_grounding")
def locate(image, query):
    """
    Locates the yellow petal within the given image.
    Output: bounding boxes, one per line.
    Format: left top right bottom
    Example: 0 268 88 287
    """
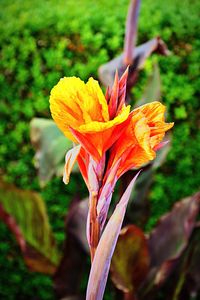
86 78 109 122
78 105 130 133
134 117 155 160
49 76 110 141
133 101 166 123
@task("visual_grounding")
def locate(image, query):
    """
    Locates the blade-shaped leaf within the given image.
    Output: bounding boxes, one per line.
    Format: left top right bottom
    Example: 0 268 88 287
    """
30 118 73 186
98 37 169 88
147 192 200 286
66 198 89 253
53 198 89 298
111 225 150 294
120 135 171 228
186 228 200 294
170 227 200 300
0 203 26 252
86 172 140 300
53 232 87 299
0 178 60 274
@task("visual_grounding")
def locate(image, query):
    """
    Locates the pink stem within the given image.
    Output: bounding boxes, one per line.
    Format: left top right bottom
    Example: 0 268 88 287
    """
124 0 141 65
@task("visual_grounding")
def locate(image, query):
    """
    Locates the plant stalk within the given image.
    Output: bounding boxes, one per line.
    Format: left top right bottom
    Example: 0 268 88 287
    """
89 192 100 261
124 0 141 65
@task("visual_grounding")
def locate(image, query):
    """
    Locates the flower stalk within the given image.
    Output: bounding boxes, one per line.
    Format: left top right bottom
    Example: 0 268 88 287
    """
89 191 100 261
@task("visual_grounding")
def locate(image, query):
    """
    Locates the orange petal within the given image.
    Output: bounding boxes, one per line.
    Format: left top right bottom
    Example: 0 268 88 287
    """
70 105 130 161
108 71 119 120
71 113 131 162
77 147 89 189
108 102 174 178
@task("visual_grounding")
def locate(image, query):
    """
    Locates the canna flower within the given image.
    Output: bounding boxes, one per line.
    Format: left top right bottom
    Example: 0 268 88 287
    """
50 71 174 190
50 76 130 161
107 101 174 178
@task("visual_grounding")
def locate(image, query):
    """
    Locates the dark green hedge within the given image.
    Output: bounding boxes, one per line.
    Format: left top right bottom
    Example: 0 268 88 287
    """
0 0 200 299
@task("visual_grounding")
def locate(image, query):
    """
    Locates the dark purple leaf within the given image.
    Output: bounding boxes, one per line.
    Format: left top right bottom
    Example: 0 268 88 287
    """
66 198 89 253
148 192 200 286
53 198 89 299
169 227 200 300
187 228 200 294
98 37 169 89
111 225 150 294
120 136 171 228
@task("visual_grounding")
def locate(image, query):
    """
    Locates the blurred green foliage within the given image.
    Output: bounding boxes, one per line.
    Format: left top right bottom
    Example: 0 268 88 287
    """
0 0 200 299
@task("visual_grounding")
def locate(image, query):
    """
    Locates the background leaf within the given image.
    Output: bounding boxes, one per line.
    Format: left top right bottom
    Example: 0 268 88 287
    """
53 198 89 299
0 178 60 274
145 192 200 288
124 137 171 229
30 118 73 186
98 38 169 89
169 228 200 300
136 62 161 106
111 225 150 295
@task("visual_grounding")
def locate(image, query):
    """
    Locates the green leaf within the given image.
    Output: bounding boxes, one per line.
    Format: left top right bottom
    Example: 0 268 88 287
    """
30 118 73 186
111 225 150 294
0 178 60 274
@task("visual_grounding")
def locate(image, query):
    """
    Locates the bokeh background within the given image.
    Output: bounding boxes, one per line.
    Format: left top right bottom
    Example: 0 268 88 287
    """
0 0 200 299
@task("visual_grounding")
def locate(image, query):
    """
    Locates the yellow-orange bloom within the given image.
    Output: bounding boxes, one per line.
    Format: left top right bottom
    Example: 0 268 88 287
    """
107 101 174 178
50 77 130 161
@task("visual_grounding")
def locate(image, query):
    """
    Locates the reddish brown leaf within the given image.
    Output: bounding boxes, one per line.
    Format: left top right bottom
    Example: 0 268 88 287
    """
148 192 200 285
98 37 169 89
0 203 26 252
111 225 150 294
